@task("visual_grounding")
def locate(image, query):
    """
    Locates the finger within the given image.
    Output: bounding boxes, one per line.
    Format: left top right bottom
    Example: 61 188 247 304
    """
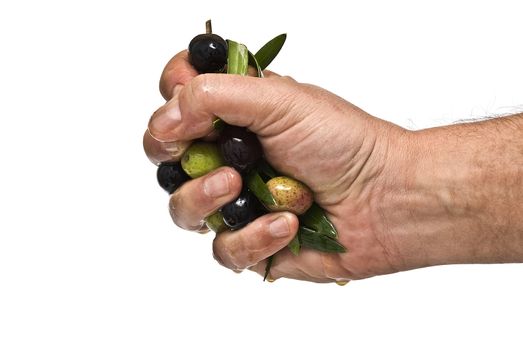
148 74 303 142
142 130 192 165
248 249 334 283
159 50 198 100
212 212 298 271
159 51 282 100
143 128 218 164
169 167 242 231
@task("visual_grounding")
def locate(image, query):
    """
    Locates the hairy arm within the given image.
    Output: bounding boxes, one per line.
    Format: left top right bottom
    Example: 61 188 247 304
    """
384 114 523 270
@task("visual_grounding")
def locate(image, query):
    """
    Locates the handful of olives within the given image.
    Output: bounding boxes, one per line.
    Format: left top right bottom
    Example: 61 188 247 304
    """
153 20 346 279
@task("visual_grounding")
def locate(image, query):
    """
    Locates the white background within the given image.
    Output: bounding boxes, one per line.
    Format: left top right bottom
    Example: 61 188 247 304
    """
1 0 522 349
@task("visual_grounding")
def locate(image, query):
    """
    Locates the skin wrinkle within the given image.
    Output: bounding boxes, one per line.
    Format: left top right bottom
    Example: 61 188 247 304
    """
241 221 273 268
270 119 317 180
346 135 377 196
319 120 371 199
321 253 350 280
265 100 355 202
313 123 354 183
169 75 213 141
242 89 276 133
344 127 412 274
365 177 404 274
251 80 303 137
275 250 330 283
374 196 402 273
221 234 245 271
169 191 204 231
183 76 215 130
386 132 439 268
363 130 398 229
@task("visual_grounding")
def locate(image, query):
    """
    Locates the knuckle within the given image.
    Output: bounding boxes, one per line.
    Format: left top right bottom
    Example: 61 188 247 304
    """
242 221 266 251
213 239 241 270
168 190 187 229
188 74 215 102
168 190 181 219
228 248 248 270
224 236 252 270
280 75 296 83
168 186 206 231
212 248 226 267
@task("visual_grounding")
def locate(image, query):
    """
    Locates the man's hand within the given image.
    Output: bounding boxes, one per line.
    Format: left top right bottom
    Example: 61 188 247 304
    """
144 50 523 282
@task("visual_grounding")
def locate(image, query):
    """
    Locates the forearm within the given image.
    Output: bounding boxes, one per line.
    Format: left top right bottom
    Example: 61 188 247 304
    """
386 114 523 270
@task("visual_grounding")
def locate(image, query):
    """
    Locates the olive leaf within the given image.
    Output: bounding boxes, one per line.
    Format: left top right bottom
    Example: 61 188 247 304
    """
246 170 277 207
298 226 346 253
254 34 286 70
214 40 249 129
226 39 249 75
248 51 264 78
299 203 338 238
288 234 301 256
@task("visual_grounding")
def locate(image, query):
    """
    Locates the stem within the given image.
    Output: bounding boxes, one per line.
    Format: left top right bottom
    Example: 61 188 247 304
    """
205 19 212 34
264 255 274 281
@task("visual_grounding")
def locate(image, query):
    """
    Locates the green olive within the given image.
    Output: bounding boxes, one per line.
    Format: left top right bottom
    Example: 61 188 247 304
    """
181 142 225 178
205 211 228 233
266 176 313 215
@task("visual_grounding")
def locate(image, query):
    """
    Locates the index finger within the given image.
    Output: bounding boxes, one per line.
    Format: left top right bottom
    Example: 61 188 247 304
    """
159 50 198 100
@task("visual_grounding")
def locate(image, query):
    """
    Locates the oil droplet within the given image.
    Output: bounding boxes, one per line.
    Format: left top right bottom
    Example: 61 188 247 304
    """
335 280 350 286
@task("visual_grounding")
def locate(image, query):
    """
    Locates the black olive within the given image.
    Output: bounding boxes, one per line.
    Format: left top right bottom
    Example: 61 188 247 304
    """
221 189 264 230
157 162 190 194
219 126 263 174
188 33 228 74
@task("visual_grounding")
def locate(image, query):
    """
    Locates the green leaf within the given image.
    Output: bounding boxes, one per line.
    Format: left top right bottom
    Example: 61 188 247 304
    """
248 51 263 78
246 170 276 207
298 227 346 253
254 34 286 70
227 40 249 75
299 203 338 238
216 40 249 130
288 234 301 256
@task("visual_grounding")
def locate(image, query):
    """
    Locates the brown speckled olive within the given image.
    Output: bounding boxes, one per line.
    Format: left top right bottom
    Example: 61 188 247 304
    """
266 176 313 215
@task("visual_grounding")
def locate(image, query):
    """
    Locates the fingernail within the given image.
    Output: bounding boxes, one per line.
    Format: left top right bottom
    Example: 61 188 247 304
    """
269 216 290 238
148 85 184 141
203 172 230 198
148 103 181 140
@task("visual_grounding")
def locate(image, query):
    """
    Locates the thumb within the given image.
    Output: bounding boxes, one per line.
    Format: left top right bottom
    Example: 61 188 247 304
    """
148 74 301 142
